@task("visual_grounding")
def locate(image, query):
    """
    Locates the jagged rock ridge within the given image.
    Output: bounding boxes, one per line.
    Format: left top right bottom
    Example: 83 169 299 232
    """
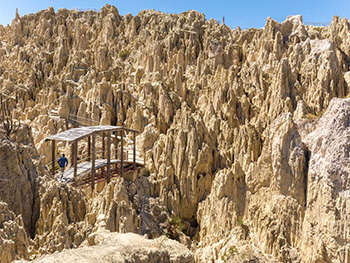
0 5 349 263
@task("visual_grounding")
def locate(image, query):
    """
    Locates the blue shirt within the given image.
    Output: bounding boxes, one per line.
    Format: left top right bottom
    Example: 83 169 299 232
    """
57 157 68 168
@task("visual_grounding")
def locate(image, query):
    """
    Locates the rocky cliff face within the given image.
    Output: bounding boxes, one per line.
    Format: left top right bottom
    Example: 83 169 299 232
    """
300 98 350 263
0 5 349 263
0 125 40 236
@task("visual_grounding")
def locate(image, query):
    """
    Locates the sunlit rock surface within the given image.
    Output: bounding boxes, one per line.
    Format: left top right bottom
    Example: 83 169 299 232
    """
0 5 349 262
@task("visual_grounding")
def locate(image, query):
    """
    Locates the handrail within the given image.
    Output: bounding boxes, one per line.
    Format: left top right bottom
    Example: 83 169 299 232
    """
48 147 143 166
68 113 100 124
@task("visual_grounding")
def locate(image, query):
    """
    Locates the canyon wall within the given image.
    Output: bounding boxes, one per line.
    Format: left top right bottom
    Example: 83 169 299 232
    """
0 5 349 262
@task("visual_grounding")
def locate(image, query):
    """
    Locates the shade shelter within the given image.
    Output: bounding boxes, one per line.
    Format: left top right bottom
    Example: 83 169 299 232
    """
45 125 143 190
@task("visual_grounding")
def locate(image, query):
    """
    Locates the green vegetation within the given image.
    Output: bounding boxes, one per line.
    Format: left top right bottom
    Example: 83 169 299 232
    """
166 215 186 240
221 245 238 262
48 162 60 171
169 215 186 231
119 49 131 60
228 245 238 255
305 113 319 120
237 216 244 226
305 108 326 120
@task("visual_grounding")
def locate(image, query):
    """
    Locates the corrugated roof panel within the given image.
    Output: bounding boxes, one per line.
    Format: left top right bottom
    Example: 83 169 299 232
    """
45 125 138 142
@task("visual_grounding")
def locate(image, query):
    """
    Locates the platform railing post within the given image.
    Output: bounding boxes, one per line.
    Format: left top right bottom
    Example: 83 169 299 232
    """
107 132 111 183
87 136 91 161
51 140 55 176
115 130 118 171
65 117 69 130
116 98 118 126
92 134 96 191
121 129 123 178
74 141 78 181
102 132 105 159
133 131 136 170
70 143 74 167
102 132 105 173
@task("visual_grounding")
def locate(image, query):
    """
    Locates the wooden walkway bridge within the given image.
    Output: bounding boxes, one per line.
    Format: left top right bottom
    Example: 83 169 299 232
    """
45 125 144 189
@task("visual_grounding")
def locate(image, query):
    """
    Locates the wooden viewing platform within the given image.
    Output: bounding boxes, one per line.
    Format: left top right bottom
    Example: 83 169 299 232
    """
45 125 144 190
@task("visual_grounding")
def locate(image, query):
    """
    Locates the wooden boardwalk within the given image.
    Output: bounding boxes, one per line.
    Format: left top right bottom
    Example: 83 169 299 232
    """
46 125 144 189
58 158 144 183
74 162 143 188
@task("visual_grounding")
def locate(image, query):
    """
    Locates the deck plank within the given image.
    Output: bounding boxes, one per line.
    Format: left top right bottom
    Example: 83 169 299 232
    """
58 158 144 183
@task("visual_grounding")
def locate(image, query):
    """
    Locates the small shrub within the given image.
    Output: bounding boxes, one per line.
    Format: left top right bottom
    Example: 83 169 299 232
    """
228 245 238 256
305 113 318 120
119 49 131 60
170 215 186 231
48 162 60 171
166 215 186 240
237 216 244 226
221 246 238 262
305 108 326 120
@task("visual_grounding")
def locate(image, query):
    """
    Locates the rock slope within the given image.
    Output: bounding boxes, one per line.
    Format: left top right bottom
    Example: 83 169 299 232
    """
16 231 194 263
301 98 350 263
0 5 349 263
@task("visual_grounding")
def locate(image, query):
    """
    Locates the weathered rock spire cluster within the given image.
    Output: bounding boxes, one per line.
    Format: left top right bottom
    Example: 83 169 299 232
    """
0 5 349 262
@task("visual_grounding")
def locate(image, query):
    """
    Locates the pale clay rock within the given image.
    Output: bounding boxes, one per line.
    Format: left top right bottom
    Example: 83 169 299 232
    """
0 5 349 263
16 231 194 263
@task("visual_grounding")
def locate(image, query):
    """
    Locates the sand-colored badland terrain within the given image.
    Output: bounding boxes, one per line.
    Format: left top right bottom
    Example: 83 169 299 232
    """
0 5 349 262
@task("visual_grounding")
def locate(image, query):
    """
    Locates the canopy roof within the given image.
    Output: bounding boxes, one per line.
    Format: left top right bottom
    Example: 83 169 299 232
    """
45 125 138 143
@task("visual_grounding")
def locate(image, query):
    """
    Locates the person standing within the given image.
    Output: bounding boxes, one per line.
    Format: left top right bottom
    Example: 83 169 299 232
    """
57 154 68 180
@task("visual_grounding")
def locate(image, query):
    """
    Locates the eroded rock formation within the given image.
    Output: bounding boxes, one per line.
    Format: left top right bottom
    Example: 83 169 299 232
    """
18 231 194 263
0 5 349 263
301 98 350 263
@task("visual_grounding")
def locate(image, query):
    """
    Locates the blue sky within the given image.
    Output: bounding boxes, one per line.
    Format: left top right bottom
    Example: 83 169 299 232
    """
0 0 349 29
